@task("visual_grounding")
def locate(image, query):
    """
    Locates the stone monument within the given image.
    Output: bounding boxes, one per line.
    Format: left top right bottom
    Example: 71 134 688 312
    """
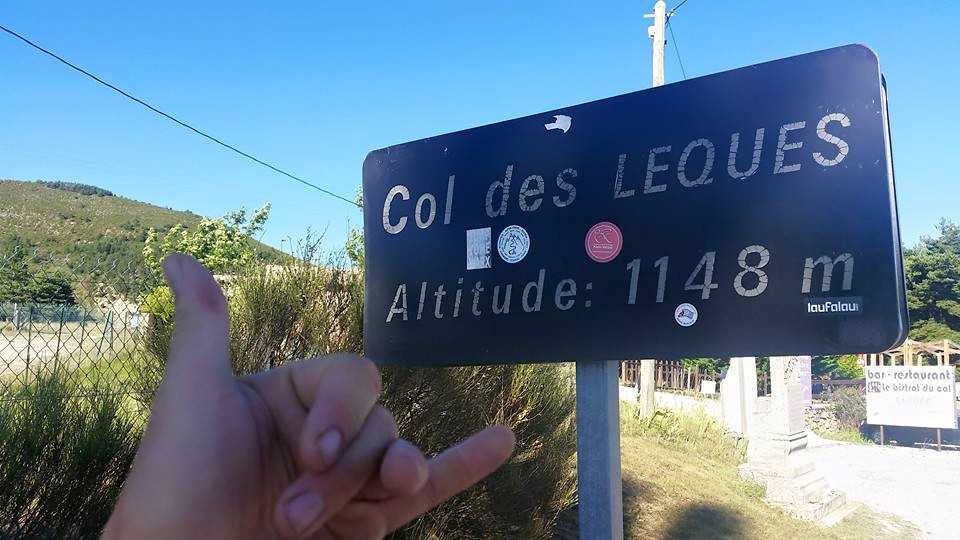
720 357 757 436
798 356 812 407
738 356 850 523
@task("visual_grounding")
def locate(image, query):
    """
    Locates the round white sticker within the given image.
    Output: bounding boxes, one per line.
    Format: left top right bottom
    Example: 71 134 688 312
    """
674 303 698 327
497 225 530 263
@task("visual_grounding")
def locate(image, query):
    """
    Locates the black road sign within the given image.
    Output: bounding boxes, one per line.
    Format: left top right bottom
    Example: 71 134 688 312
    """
362 44 907 367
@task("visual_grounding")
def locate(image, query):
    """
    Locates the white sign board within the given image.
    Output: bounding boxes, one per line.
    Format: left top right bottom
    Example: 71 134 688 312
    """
865 366 958 429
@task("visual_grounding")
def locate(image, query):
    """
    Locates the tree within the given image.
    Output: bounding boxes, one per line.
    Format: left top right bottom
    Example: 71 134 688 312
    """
142 203 271 277
680 357 726 375
812 355 862 379
0 248 31 304
36 180 114 197
345 229 364 268
141 204 270 318
345 188 364 268
904 219 960 342
0 240 76 305
26 272 77 305
0 233 29 256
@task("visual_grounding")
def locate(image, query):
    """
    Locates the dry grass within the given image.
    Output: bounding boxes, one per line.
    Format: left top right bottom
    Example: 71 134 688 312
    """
813 427 872 445
608 403 919 539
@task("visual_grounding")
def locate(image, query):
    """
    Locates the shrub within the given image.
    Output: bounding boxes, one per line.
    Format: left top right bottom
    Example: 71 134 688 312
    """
0 373 140 538
829 387 866 429
381 364 577 538
135 254 364 398
135 251 577 538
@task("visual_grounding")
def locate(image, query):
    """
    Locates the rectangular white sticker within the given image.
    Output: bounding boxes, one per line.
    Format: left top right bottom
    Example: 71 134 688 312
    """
466 227 491 270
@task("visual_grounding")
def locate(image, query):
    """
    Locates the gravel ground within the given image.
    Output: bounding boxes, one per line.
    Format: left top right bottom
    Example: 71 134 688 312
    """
807 434 960 539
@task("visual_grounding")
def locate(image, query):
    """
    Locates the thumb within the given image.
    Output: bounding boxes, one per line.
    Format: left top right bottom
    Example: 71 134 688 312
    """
162 253 233 384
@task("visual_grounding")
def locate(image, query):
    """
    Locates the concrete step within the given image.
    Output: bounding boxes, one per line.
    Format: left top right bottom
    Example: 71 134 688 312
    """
768 479 828 505
799 479 830 502
820 499 857 527
739 459 814 480
790 469 827 490
763 470 831 505
779 490 848 524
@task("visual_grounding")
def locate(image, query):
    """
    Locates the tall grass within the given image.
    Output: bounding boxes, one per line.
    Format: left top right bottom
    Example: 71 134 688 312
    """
620 402 747 464
381 363 577 538
0 372 140 539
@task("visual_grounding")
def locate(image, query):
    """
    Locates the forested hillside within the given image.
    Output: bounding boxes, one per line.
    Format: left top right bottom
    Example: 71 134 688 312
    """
0 179 280 267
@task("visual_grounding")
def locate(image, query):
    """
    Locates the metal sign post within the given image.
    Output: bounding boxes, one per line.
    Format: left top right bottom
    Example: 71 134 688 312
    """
575 5 667 536
575 361 623 539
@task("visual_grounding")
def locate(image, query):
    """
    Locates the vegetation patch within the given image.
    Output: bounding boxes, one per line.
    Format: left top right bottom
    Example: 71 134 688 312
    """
35 181 114 197
0 179 282 272
590 406 917 539
0 372 141 539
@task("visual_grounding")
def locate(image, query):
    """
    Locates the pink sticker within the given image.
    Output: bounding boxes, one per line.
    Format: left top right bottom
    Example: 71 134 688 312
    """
585 222 623 263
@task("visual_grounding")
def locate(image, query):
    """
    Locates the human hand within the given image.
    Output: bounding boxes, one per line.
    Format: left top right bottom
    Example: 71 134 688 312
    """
103 254 515 539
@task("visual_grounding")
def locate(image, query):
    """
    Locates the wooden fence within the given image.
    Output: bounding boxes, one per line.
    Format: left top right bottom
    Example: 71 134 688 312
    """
619 360 715 393
620 360 772 396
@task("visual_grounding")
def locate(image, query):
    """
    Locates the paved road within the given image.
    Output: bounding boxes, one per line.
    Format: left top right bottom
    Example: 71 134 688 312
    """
807 435 960 539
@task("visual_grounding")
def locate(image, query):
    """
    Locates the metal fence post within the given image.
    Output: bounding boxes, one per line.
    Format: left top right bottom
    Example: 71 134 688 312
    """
53 305 66 373
25 305 33 379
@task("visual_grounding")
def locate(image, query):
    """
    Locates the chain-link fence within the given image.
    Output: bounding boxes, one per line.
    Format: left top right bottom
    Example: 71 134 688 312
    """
0 249 155 405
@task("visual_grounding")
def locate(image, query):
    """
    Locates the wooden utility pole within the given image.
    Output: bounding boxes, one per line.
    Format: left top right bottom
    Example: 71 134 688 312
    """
646 0 667 87
636 0 668 418
637 360 656 416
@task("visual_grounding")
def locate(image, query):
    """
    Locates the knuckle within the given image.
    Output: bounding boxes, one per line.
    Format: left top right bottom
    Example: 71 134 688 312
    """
371 405 398 440
356 356 382 394
327 353 381 394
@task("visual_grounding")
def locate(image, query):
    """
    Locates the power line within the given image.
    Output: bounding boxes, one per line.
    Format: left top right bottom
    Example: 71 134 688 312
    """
669 0 691 14
666 19 687 80
0 23 361 209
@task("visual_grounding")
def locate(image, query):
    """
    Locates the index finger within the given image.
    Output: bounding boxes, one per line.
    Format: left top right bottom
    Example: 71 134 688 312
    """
376 426 515 533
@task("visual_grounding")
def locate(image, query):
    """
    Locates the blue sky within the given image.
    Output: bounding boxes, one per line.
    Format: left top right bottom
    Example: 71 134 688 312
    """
1 1 957 251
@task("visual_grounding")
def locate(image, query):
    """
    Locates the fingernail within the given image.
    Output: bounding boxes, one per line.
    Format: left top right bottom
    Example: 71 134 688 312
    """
161 255 183 293
284 489 324 534
316 429 342 466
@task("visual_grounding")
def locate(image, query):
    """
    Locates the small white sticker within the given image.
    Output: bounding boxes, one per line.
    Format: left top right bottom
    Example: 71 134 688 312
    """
544 114 572 133
497 225 530 264
674 303 698 327
466 228 491 270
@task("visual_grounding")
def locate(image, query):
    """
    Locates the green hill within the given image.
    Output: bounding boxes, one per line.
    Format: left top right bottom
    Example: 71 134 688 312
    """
0 179 281 268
